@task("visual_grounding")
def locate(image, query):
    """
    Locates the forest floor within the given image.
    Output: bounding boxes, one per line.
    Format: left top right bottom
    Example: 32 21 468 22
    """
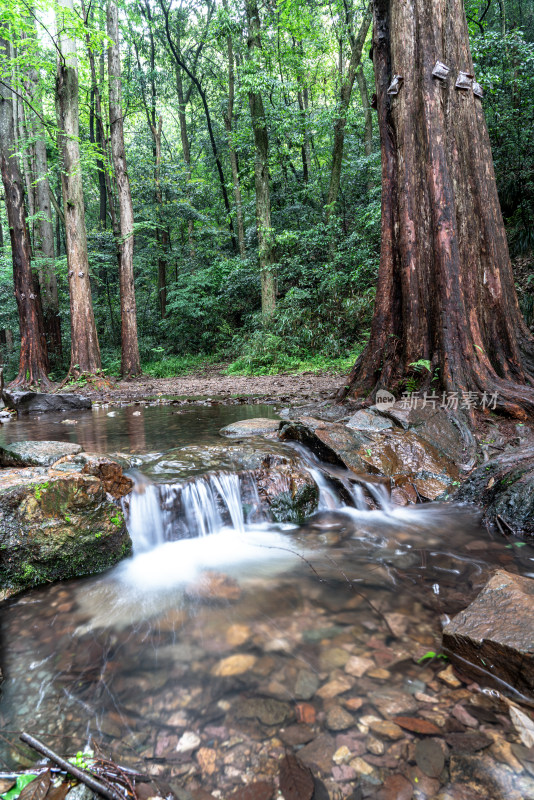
78 364 343 405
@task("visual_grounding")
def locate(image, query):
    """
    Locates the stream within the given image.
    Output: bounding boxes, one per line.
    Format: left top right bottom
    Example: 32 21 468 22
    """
1 402 534 798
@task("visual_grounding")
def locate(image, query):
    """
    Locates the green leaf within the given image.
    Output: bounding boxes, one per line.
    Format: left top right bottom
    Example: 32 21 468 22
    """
1 775 38 800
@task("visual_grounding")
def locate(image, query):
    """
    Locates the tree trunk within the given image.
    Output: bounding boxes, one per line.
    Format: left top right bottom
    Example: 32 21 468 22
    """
56 0 101 376
246 0 276 316
159 0 237 252
107 0 141 378
356 64 374 193
0 32 50 389
175 62 195 251
26 47 62 361
222 0 245 257
326 4 372 220
338 0 534 417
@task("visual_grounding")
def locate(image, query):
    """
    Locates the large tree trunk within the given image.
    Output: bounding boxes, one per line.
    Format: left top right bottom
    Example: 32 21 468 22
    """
56 0 101 376
339 0 534 417
246 0 276 316
25 46 62 362
326 4 372 221
107 0 141 378
0 32 50 389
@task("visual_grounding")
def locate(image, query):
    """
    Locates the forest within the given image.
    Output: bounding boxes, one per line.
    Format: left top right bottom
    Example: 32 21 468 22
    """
0 0 533 393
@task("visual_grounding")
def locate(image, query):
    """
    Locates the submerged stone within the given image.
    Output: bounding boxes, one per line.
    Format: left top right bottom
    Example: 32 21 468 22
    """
219 418 281 437
3 391 91 414
0 440 82 468
443 570 534 697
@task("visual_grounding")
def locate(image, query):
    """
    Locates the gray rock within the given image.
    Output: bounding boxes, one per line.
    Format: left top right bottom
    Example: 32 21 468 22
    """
0 440 82 468
455 446 534 535
219 418 281 437
379 403 476 469
3 391 91 414
346 409 394 433
443 569 534 697
65 784 97 800
294 669 320 700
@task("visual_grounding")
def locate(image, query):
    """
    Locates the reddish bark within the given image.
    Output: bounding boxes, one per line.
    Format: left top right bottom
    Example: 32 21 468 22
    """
339 0 534 417
0 33 50 389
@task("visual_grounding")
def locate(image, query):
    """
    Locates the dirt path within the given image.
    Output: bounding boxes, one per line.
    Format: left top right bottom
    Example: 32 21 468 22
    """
81 366 345 405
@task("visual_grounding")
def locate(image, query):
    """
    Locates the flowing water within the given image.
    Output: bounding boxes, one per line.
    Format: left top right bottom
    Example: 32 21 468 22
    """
1 404 534 798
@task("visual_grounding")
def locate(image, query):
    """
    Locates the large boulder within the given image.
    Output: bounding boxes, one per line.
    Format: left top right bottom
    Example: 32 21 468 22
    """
0 462 132 599
2 391 91 414
0 440 82 468
443 570 534 697
455 446 534 535
280 416 459 500
375 402 476 469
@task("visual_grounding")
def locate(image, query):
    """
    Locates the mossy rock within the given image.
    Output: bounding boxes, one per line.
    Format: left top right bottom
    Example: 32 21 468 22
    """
0 473 132 598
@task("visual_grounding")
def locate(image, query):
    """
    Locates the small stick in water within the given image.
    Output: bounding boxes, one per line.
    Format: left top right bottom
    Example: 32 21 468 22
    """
19 734 124 800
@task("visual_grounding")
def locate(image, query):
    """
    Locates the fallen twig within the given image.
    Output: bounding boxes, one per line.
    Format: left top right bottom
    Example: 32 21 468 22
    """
19 734 124 800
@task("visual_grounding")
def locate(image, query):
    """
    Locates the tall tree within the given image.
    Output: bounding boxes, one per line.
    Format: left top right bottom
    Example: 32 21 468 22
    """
326 2 372 220
339 0 534 416
0 30 50 388
246 0 276 315
24 22 62 361
158 0 238 252
107 0 140 377
222 0 245 257
56 0 101 376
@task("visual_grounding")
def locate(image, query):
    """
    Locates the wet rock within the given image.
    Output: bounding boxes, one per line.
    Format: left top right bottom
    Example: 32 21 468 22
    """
279 403 359 423
235 697 292 726
279 417 371 471
415 739 446 778
298 734 337 773
357 428 459 500
380 403 475 468
345 656 374 678
346 409 394 433
367 720 404 740
326 706 354 731
196 747 217 775
0 469 131 598
176 732 201 754
280 725 315 746
0 440 82 468
294 669 320 700
212 654 257 677
443 570 534 695
368 688 418 718
455 446 534 535
280 416 458 499
219 418 281 437
316 676 354 699
3 391 91 414
81 457 133 498
319 647 350 671
65 785 96 800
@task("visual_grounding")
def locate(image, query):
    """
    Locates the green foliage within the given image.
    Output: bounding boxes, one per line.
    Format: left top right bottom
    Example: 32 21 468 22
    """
142 353 218 377
0 776 37 800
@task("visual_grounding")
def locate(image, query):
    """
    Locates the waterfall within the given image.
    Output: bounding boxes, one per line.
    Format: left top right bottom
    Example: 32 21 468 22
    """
123 470 264 552
123 444 393 557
